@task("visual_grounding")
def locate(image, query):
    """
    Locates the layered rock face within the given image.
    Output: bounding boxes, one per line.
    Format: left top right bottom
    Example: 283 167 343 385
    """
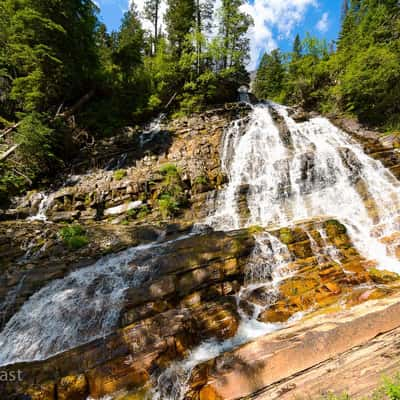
3 104 251 223
2 218 399 400
2 103 400 400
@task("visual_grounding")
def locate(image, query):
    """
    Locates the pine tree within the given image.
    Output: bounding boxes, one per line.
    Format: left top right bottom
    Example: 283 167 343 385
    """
165 0 196 57
144 0 161 55
3 0 99 113
253 49 284 101
219 0 252 70
341 0 349 22
293 34 302 59
113 3 144 80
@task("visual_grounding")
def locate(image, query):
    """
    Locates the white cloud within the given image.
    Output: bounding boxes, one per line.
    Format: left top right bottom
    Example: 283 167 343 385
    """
104 0 319 71
316 12 329 33
132 0 168 32
240 0 318 70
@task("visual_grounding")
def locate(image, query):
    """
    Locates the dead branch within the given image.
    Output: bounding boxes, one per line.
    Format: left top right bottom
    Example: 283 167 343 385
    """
165 92 177 109
0 122 20 139
12 168 32 185
0 144 20 161
59 90 95 119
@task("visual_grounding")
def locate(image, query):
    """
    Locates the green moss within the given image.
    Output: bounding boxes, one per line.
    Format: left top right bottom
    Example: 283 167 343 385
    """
193 175 209 185
113 169 127 181
248 225 264 235
279 227 295 244
84 194 91 206
159 163 179 176
59 224 89 250
325 220 347 233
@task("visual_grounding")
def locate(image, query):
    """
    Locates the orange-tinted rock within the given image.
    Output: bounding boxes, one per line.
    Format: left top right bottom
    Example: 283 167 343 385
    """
57 375 88 400
26 383 56 400
200 385 224 400
368 268 400 284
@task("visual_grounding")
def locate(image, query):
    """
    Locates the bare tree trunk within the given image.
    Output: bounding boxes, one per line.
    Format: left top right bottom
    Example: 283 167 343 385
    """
59 90 95 119
0 144 20 161
0 122 20 139
154 0 159 54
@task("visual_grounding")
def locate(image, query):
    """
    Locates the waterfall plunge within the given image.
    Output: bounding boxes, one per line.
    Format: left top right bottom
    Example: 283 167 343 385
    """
207 103 400 273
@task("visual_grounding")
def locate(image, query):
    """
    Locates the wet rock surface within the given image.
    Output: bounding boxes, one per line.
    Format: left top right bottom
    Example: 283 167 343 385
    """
2 104 400 400
1 218 399 400
331 116 400 179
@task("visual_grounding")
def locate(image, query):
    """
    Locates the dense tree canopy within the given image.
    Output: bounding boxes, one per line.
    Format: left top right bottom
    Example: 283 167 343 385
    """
253 0 400 127
0 0 253 207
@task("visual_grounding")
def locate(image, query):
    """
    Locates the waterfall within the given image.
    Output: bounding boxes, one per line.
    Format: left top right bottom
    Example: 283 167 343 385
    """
207 103 400 272
3 103 400 399
0 235 195 366
151 232 298 400
28 192 54 222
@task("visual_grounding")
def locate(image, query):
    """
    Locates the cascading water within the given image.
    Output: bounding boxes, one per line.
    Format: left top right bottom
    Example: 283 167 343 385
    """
28 192 54 222
151 232 299 400
152 103 400 400
0 235 196 366
3 103 400 399
207 103 400 272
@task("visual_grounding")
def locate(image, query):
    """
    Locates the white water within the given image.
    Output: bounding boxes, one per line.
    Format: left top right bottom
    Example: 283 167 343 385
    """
207 103 400 272
140 113 166 147
150 103 400 400
3 103 400 398
0 235 194 366
151 232 299 400
28 192 54 222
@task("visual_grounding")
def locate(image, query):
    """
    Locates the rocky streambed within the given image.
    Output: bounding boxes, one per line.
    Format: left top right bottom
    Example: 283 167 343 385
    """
2 103 400 400
1 218 400 400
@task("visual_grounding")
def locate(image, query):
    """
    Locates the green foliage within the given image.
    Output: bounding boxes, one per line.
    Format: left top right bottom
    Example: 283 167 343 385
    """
159 163 179 175
253 1 400 132
319 373 400 399
158 194 180 218
113 169 127 181
0 164 26 209
0 0 253 208
380 374 400 400
193 175 209 185
157 163 187 218
1 0 99 113
137 205 150 219
59 224 89 250
253 49 285 101
16 112 61 177
166 0 195 57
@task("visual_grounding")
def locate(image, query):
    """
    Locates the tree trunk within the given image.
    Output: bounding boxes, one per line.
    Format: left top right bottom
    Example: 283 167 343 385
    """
59 90 95 119
0 122 20 139
0 144 20 161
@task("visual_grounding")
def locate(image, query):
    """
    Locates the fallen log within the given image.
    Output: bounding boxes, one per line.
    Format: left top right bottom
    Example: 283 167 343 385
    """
59 90 95 119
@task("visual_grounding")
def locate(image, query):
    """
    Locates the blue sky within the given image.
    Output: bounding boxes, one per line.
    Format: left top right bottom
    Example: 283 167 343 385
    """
96 0 341 70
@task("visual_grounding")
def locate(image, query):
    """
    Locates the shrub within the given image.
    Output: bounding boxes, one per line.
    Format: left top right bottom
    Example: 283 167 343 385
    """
159 163 179 176
158 194 180 218
137 205 150 219
59 224 89 250
16 112 62 177
113 169 127 181
382 374 400 400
